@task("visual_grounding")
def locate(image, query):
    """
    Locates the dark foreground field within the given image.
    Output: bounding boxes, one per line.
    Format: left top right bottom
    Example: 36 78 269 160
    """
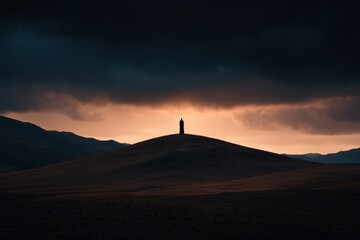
1 189 359 240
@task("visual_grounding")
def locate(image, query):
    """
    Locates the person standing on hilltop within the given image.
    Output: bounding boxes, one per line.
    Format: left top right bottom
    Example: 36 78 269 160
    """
179 118 184 134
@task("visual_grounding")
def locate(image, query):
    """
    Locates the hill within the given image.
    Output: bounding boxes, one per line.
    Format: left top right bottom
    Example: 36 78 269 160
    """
289 148 360 164
0 115 126 172
0 134 320 196
1 134 360 240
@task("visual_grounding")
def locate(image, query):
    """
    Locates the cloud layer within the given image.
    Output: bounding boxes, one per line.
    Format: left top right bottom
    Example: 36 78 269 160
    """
1 0 360 133
239 97 360 135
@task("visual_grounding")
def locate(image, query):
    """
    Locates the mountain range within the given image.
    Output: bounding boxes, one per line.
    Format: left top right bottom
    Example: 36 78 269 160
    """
0 115 126 172
288 149 360 164
1 114 359 176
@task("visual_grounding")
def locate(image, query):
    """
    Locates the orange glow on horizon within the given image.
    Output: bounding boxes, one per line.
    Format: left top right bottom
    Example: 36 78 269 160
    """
5 103 360 154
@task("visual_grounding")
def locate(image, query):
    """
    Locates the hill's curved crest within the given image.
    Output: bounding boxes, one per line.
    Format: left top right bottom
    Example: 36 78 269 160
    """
0 134 321 195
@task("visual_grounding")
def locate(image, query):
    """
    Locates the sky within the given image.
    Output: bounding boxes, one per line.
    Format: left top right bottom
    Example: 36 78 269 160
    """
1 0 360 154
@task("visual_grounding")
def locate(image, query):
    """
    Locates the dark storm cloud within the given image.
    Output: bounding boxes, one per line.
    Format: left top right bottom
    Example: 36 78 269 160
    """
1 0 360 132
239 97 360 135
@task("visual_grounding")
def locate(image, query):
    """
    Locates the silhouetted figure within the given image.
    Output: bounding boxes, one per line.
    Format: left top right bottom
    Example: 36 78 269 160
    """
179 118 184 134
